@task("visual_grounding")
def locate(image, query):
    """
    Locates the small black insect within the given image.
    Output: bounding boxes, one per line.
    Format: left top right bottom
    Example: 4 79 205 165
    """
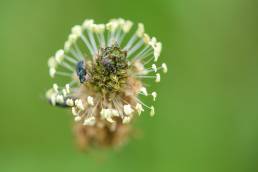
76 60 87 83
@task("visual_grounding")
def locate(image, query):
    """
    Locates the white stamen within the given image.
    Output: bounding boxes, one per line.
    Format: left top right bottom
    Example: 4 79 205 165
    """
123 104 134 115
55 49 65 63
154 42 162 61
50 95 56 106
151 92 157 101
74 116 81 122
82 19 94 29
62 89 67 96
49 68 56 78
122 20 133 33
140 87 148 96
66 99 74 106
48 57 57 68
136 23 144 37
136 103 144 115
152 64 157 72
87 96 94 106
56 95 64 104
72 107 78 116
83 116 96 126
75 99 84 111
155 73 161 83
64 41 72 52
111 109 119 117
100 108 112 119
71 25 82 36
143 33 150 44
162 63 168 73
53 83 58 92
123 116 132 124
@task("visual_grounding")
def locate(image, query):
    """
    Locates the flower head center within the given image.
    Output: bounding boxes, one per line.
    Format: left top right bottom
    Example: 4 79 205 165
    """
88 44 129 93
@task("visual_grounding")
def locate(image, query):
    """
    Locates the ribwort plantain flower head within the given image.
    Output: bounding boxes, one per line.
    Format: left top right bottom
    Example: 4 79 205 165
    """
46 18 167 149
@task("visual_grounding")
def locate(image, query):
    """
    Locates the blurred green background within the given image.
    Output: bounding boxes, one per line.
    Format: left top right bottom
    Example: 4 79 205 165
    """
0 0 258 171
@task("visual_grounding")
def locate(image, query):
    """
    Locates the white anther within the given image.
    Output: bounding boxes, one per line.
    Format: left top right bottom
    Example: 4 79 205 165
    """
122 116 132 124
162 63 168 73
87 96 94 106
136 23 144 37
71 25 82 35
75 99 84 111
48 57 57 68
66 98 74 106
135 103 144 115
83 116 96 126
56 95 64 104
143 33 150 44
122 20 133 33
53 83 58 93
72 107 78 116
140 87 148 96
123 104 134 115
49 68 56 78
155 73 161 83
55 49 64 63
82 19 94 29
74 116 81 122
154 42 162 61
152 64 157 72
64 41 72 51
151 92 157 101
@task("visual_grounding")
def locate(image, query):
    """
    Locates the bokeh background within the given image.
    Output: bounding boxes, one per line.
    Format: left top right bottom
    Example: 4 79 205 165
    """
0 0 258 171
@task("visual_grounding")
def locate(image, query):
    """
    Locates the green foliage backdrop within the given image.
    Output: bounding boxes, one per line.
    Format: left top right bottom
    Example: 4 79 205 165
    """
0 0 257 172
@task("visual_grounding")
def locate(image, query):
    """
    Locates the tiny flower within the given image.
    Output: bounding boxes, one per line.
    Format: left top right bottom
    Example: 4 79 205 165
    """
143 33 150 44
75 99 84 111
152 64 157 73
62 89 67 97
151 92 157 101
140 87 148 96
74 116 82 122
111 109 119 117
87 96 94 106
123 104 134 116
83 116 96 126
66 98 74 106
162 63 168 73
49 68 56 78
155 73 161 83
55 49 65 63
122 20 133 33
53 83 59 92
50 95 56 106
123 116 132 124
71 25 82 36
56 95 64 104
154 42 162 61
46 18 167 149
48 57 57 68
72 107 78 116
136 23 144 37
135 103 144 115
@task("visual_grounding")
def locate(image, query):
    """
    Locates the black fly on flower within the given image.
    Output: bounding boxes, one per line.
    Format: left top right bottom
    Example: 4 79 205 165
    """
46 18 167 149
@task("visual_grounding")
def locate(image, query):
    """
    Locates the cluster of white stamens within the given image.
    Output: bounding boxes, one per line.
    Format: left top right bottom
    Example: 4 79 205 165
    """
46 18 167 126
